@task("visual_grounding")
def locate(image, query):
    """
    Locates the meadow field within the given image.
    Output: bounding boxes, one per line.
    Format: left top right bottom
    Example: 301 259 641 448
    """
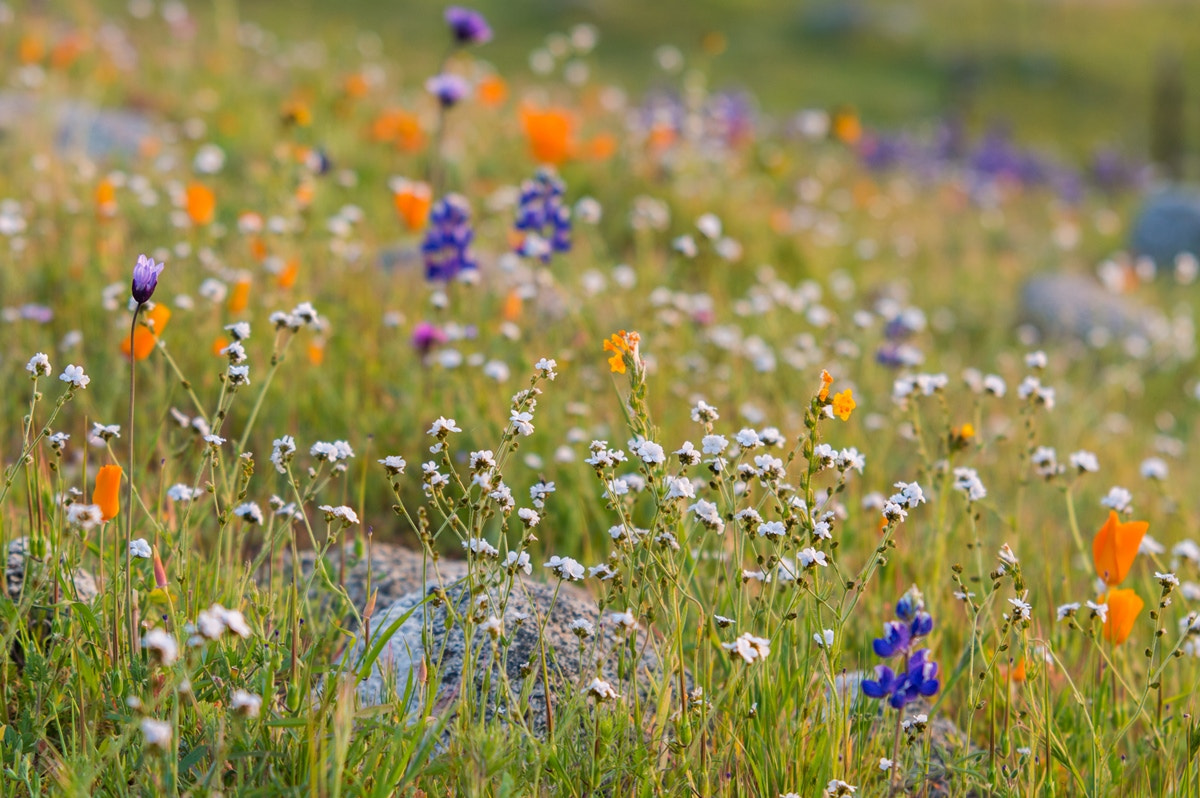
2 0 1200 795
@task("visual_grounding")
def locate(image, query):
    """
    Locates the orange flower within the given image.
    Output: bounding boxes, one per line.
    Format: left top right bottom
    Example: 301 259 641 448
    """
277 258 300 289
392 179 432 232
307 339 325 366
1006 659 1027 684
121 303 171 361
521 104 575 165
477 75 508 108
1102 588 1144 646
501 289 522 323
818 369 834 402
95 178 117 218
343 72 370 99
228 276 251 314
186 182 216 226
93 464 122 522
647 122 676 153
831 107 861 145
1092 510 1148 586
603 330 640 374
832 389 856 421
282 100 312 127
587 133 617 161
370 109 424 152
212 336 230 356
18 34 45 65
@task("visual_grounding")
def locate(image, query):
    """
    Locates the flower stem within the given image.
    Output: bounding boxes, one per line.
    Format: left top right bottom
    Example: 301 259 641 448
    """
124 305 143 667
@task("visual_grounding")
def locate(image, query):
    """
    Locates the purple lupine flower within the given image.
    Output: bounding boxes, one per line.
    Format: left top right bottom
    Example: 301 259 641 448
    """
513 168 571 263
426 74 471 109
445 6 492 46
131 254 165 304
421 195 477 281
411 321 447 358
861 586 940 708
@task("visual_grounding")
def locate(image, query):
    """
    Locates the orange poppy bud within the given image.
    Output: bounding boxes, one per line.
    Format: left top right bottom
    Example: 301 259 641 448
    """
1092 510 1148 586
647 122 676 153
228 277 251 314
277 258 300 289
93 464 122 522
1102 588 1144 646
1008 659 1027 683
186 182 216 226
832 108 861 145
152 546 168 590
477 75 508 108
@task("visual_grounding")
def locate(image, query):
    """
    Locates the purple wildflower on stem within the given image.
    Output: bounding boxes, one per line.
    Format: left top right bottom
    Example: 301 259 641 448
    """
426 74 471 109
445 6 492 46
131 254 164 304
412 321 447 360
514 168 572 263
421 195 476 281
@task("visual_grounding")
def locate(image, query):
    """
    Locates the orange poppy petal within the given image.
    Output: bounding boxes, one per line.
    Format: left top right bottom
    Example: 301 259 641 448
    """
93 464 123 522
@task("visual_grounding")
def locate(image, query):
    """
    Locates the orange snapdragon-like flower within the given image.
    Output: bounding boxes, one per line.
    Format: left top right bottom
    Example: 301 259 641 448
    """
1092 510 1148 586
818 369 834 402
121 303 172 361
521 104 575 165
832 389 856 421
392 179 433 232
186 182 216 226
93 464 122 522
1102 588 1144 645
603 330 640 374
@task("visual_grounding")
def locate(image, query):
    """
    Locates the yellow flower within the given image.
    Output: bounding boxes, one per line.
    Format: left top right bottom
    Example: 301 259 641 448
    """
832 389 856 421
1092 510 1148 586
602 330 640 375
1102 588 1144 646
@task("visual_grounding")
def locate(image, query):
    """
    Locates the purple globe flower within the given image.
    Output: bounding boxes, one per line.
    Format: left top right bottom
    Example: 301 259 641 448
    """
412 321 447 358
426 74 471 109
131 254 165 304
445 6 492 46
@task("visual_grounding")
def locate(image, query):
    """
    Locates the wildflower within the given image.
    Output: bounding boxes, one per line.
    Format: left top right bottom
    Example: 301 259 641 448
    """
1092 509 1148 586
142 628 178 666
378 455 407 475
545 555 585 581
534 357 558 379
426 73 470 108
445 6 491 45
1007 597 1033 622
675 441 702 466
1102 588 1144 645
831 389 856 420
692 400 720 424
1086 600 1109 623
609 609 639 634
823 779 857 796
1056 602 1081 621
48 432 68 450
233 502 264 524
129 538 152 559
26 352 51 377
67 503 103 530
798 547 828 568
428 417 462 436
517 507 540 527
1069 450 1099 473
757 520 785 539
1140 457 1169 481
59 364 90 389
271 436 297 474
318 505 360 527
421 195 477 281
391 178 432 231
701 434 728 455
514 168 571 263
952 467 987 501
91 423 121 443
584 678 620 702
890 481 926 508
1031 447 1063 479
231 690 263 718
569 618 595 639
481 616 503 638
631 438 666 464
141 718 173 750
688 499 725 534
818 369 834 402
998 544 1019 567
983 374 1007 396
203 434 225 447
878 758 894 771
505 551 532 575
131 254 165 304
510 410 535 436
227 365 250 386
93 464 122 522
521 104 575 165
814 629 835 648
602 330 641 374
196 604 252 639
1157 571 1180 589
723 632 771 664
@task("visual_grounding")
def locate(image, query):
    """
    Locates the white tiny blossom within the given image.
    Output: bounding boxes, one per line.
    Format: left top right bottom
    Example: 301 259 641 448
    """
129 539 152 559
1056 603 1080 621
230 689 262 717
723 632 771 664
701 434 728 455
59 364 90 388
428 416 462 436
25 353 51 377
1086 600 1108 623
1069 450 1099 473
814 629 835 648
142 628 178 666
1100 486 1133 514
141 718 173 750
233 502 264 524
544 555 585 581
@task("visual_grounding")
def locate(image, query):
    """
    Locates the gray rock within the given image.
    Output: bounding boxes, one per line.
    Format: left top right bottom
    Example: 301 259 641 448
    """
1019 273 1152 341
1130 189 1200 267
6 536 98 604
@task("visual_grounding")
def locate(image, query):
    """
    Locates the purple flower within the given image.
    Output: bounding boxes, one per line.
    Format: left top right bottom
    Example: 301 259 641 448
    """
513 168 572 263
412 322 447 358
131 254 165 304
426 74 471 109
862 589 941 709
445 6 492 46
421 195 476 281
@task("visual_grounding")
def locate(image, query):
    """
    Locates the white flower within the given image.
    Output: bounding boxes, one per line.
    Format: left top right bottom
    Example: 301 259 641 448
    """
25 353 51 377
545 555 585 581
1056 602 1080 620
688 499 725 534
317 505 360 526
696 212 722 240
998 544 1019 566
141 718 173 750
530 481 555 507
755 454 786 481
48 432 69 450
1025 350 1048 369
569 618 595 638
584 677 620 702
758 520 786 539
723 632 771 664
167 483 201 502
378 455 407 475
427 416 462 436
464 537 500 558
691 400 720 424
824 779 857 797
227 364 250 385
291 301 319 326
1086 600 1108 623
878 758 893 772
1007 597 1032 621
701 434 728 455
675 441 702 466
230 689 262 717
1156 571 1180 588
203 434 226 447
1031 446 1062 478
664 475 696 500
510 410 535 436
1100 486 1133 514
1069 450 1099 473
890 481 926 508
814 629 834 648
798 547 828 568
631 438 666 464
221 341 247 364
233 502 264 524
882 501 908 522
504 550 532 574
129 539 152 559
952 467 987 502
59 364 90 388
982 374 1006 397
735 428 761 449
142 628 178 666
534 357 558 379
66 503 104 530
1140 457 1169 481
481 615 504 638
609 609 639 634
270 436 296 474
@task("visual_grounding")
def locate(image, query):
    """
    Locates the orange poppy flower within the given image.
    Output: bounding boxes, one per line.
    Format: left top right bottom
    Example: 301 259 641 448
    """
343 72 370 99
1092 510 1148 586
521 104 575 165
248 236 267 262
587 133 617 161
831 107 861 145
95 178 117 218
50 33 86 70
186 182 216 226
93 464 122 522
277 258 300 289
121 303 171 361
1102 588 1144 646
228 276 251 314
477 75 508 108
371 109 425 152
647 122 676 153
501 289 522 323
392 180 432 232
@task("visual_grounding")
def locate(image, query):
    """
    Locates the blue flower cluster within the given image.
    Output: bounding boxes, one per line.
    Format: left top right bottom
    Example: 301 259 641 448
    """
513 168 571 263
421 195 477 282
861 588 940 709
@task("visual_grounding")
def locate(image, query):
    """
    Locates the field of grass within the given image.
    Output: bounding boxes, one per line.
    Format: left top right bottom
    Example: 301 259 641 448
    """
2 0 1200 795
